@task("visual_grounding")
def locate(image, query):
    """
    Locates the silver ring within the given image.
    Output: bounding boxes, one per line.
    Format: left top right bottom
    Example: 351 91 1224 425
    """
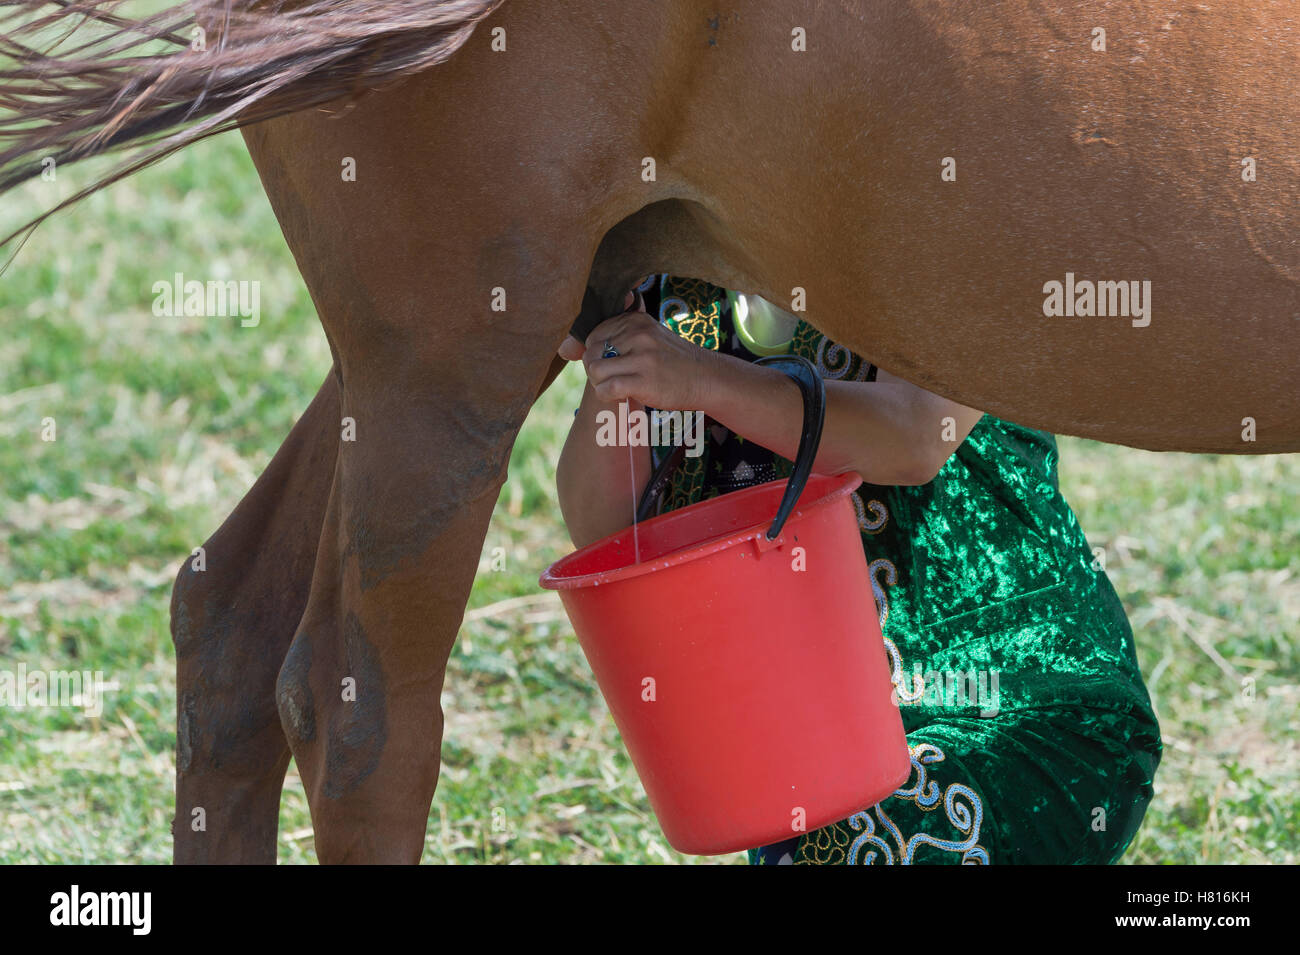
601 340 619 358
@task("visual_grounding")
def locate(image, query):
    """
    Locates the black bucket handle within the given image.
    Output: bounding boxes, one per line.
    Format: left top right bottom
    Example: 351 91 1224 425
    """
752 355 827 540
635 354 826 542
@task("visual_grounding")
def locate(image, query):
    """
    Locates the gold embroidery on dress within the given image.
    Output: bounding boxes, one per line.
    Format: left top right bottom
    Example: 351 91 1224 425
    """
868 557 897 630
852 492 889 535
884 636 925 705
659 276 723 350
845 744 990 865
655 276 726 509
794 743 990 865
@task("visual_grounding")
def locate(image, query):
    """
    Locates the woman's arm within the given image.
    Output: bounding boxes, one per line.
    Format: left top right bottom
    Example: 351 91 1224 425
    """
556 308 984 547
555 292 655 549
700 354 985 486
555 382 653 549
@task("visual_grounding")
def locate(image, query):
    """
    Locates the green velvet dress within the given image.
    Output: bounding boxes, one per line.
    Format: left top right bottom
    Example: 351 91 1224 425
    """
640 274 1162 865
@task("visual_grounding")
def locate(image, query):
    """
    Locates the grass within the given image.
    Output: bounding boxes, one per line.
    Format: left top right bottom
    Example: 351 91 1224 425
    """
1 132 1296 864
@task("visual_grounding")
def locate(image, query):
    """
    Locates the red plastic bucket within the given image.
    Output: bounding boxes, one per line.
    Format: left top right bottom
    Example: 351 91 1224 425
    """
540 468 911 855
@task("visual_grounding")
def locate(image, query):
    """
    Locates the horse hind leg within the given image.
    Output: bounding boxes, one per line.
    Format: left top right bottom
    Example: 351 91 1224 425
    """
171 370 339 863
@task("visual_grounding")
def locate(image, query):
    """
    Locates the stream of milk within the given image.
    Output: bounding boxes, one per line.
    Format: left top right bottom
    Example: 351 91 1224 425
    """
627 407 641 564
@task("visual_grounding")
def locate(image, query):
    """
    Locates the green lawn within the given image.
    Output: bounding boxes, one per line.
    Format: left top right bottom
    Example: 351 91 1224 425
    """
1 132 1296 864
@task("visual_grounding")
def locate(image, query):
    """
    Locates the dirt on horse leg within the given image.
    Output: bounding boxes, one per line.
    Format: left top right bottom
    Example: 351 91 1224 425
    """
171 371 339 863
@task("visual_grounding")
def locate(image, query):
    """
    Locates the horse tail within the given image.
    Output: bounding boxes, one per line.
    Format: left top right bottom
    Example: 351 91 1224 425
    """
0 0 506 248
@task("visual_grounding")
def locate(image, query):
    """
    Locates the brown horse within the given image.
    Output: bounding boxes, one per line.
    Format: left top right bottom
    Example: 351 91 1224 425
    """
3 0 1297 862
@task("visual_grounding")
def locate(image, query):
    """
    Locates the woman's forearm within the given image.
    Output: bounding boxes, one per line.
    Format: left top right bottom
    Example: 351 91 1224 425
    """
556 383 653 548
555 303 986 548
696 350 970 486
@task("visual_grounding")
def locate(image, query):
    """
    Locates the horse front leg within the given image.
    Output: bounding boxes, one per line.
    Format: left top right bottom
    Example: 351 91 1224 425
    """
246 172 591 854
236 2 638 856
273 311 575 862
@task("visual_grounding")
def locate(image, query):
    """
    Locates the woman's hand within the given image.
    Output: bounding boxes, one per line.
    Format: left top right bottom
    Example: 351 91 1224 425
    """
557 289 639 361
559 294 715 411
